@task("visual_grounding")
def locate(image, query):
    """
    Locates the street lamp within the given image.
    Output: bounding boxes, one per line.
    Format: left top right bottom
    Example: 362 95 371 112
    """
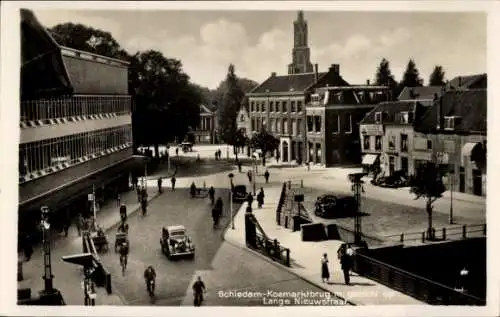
39 206 64 304
252 154 257 196
348 173 367 246
449 166 454 224
62 253 97 306
228 173 235 229
166 145 171 173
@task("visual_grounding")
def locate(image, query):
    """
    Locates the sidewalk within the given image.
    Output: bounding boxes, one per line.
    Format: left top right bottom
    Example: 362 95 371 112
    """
17 184 163 305
224 186 425 305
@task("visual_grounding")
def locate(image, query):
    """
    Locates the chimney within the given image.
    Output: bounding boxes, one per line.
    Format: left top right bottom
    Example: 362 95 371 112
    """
271 72 276 77
314 64 319 83
366 79 370 85
329 64 340 75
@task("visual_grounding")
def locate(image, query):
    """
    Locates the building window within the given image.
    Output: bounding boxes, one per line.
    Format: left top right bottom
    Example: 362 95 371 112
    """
427 140 432 150
240 114 245 122
251 119 256 131
400 112 414 124
275 119 280 133
444 116 460 130
314 116 321 133
297 119 302 134
283 119 288 134
307 116 313 132
401 134 408 152
20 126 132 179
375 136 382 151
262 102 267 113
388 135 396 150
332 114 339 134
375 112 382 123
283 101 288 113
363 135 370 150
297 100 303 112
291 101 296 112
270 101 274 112
250 102 254 112
344 113 352 133
292 119 297 135
269 119 275 132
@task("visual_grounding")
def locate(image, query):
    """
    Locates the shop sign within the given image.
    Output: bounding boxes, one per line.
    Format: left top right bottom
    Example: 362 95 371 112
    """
361 124 384 135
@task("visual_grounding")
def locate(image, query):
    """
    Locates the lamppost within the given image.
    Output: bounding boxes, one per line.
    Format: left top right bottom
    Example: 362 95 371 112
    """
348 173 367 246
39 206 64 304
166 145 171 173
449 165 454 224
143 162 148 195
252 154 257 196
62 253 97 306
228 173 235 229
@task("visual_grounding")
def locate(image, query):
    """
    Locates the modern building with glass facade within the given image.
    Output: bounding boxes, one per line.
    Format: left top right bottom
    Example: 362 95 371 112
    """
19 9 141 236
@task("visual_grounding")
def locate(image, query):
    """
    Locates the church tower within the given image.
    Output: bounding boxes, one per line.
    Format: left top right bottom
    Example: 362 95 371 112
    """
288 11 314 74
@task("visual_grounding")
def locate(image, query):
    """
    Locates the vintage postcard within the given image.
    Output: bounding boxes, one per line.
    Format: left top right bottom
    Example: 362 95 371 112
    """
1 1 499 317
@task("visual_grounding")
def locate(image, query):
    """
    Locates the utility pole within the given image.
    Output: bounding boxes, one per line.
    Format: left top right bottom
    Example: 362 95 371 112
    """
349 173 366 246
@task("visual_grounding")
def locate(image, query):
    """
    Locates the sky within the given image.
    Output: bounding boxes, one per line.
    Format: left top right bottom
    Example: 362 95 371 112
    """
30 8 486 90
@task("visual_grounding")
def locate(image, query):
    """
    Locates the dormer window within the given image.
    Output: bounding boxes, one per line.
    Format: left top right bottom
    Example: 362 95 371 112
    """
375 112 382 123
444 116 461 130
400 112 414 124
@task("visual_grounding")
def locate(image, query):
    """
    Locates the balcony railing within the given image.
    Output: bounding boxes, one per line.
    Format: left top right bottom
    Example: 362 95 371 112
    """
20 95 131 123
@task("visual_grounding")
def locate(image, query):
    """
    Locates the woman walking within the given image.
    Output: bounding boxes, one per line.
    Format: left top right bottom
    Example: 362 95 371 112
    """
321 253 330 283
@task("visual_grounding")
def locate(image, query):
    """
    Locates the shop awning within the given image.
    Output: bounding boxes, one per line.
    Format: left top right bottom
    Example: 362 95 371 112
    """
462 143 481 156
362 154 379 165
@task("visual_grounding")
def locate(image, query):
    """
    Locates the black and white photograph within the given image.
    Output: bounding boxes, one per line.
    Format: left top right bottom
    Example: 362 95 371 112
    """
1 1 499 316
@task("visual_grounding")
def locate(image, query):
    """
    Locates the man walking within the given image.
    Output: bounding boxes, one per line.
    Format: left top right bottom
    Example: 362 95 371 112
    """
340 245 353 285
157 177 163 194
171 176 176 191
264 169 270 184
246 192 254 208
247 170 252 184
238 161 242 173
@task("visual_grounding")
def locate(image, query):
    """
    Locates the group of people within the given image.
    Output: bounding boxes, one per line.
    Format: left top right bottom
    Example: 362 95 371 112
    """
214 149 223 161
320 244 355 285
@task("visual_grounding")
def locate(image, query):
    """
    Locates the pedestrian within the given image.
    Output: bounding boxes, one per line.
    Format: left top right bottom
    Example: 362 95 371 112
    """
132 175 138 189
264 169 270 184
218 149 222 159
246 192 254 207
136 186 141 202
171 176 176 191
76 213 83 236
238 161 242 173
116 191 121 207
208 186 215 205
247 170 252 183
321 253 330 283
340 247 353 285
257 188 265 208
211 207 219 228
215 197 223 216
190 182 197 198
157 177 163 194
176 148 179 156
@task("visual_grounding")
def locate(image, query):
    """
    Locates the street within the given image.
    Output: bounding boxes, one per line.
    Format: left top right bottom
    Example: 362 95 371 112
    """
99 158 345 306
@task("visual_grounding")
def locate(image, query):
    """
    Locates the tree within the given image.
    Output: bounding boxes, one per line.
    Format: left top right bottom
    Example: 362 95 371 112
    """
210 77 258 111
429 65 446 86
233 128 248 159
400 59 424 88
409 162 446 240
129 50 201 157
48 23 129 60
374 58 398 100
218 64 245 146
249 130 279 166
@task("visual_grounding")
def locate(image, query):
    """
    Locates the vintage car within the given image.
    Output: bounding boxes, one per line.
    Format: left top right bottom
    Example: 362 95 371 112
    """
314 194 357 218
232 185 248 202
160 225 195 259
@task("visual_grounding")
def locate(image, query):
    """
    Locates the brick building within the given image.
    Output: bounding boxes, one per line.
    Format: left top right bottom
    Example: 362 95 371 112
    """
360 100 430 177
415 89 487 196
306 83 390 166
194 104 217 144
19 9 141 235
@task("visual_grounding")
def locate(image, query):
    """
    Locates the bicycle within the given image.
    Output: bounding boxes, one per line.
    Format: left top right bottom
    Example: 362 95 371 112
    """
146 278 156 303
120 254 127 276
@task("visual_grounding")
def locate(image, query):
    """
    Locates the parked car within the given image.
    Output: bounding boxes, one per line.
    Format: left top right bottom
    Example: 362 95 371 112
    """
180 142 193 153
232 185 247 202
314 194 357 218
371 170 409 188
160 225 195 259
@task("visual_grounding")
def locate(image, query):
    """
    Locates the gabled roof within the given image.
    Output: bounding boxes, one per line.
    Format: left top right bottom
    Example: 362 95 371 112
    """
200 104 214 114
416 89 487 133
398 86 443 101
360 101 424 125
447 74 486 90
249 72 329 94
239 97 249 112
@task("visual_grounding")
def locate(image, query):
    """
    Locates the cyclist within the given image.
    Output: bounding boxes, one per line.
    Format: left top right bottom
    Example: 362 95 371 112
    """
144 266 157 296
117 221 129 234
192 276 206 306
118 241 129 275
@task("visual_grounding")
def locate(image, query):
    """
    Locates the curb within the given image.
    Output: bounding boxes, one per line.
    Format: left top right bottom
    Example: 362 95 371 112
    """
220 204 357 306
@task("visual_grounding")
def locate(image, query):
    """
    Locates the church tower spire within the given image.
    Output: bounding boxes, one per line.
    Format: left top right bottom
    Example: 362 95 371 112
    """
288 11 314 74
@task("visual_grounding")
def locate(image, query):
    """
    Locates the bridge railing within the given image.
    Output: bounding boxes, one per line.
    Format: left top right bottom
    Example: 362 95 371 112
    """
384 224 486 244
354 251 486 305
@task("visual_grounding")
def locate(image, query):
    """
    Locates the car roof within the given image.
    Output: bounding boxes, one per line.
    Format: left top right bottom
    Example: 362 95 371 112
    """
166 225 186 231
